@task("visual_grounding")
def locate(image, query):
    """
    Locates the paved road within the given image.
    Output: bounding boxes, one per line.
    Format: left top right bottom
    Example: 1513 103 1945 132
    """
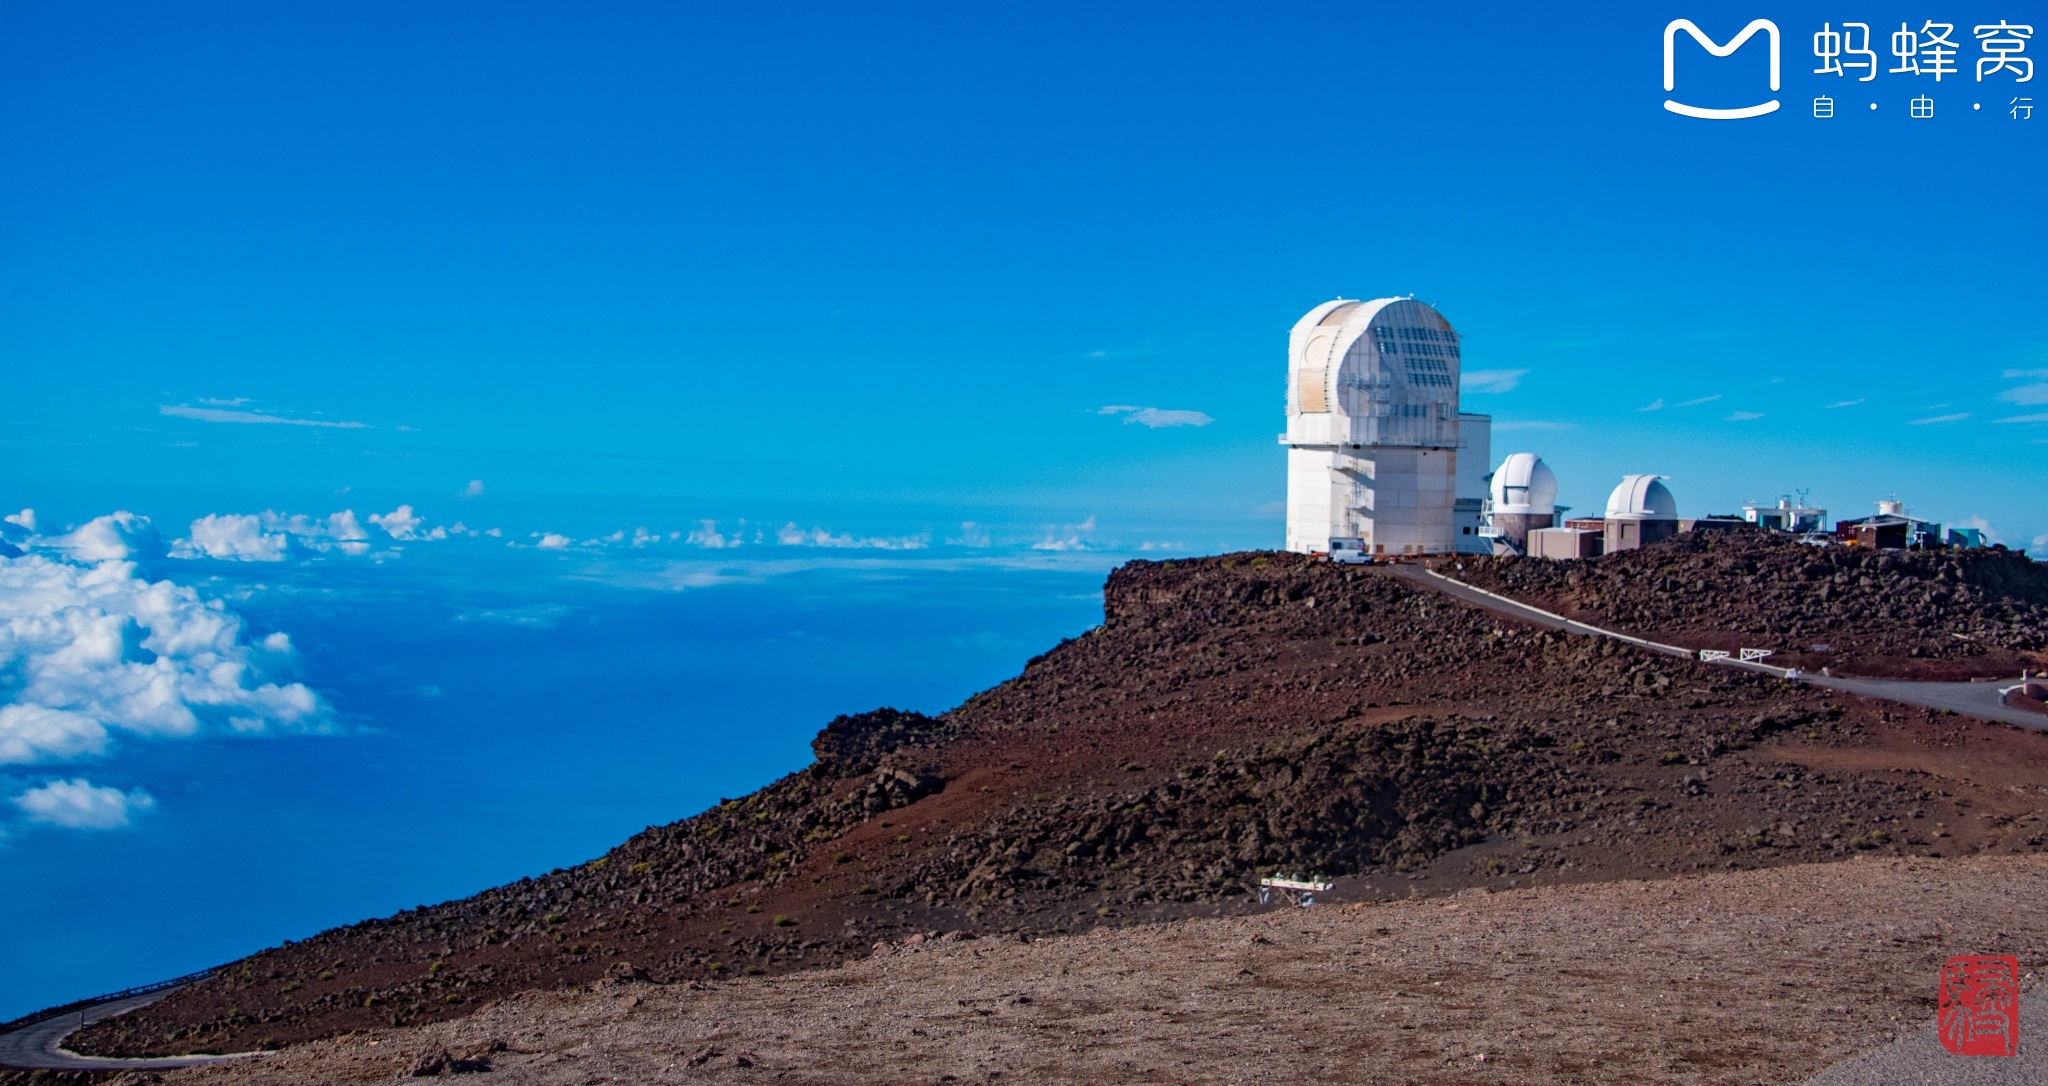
1803 982 2047 1084
1803 673 2048 731
0 988 253 1070
1393 564 2048 733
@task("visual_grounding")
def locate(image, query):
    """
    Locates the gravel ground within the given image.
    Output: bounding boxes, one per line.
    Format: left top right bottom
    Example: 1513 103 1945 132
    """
134 854 2048 1086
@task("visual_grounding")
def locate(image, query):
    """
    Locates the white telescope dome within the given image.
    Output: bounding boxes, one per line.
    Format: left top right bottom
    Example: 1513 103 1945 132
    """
1285 297 1461 448
1488 453 1557 515
1605 475 1678 520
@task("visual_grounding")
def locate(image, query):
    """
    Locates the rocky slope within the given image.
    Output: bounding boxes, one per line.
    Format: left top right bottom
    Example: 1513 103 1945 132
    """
69 552 2048 1058
109 855 2048 1086
1447 531 2048 679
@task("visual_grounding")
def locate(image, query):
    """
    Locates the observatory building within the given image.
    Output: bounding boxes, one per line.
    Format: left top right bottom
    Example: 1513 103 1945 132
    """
1603 474 1680 552
1481 452 1559 554
1282 297 1491 556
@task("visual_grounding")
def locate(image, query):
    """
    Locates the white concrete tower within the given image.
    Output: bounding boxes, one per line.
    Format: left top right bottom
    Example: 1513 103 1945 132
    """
1283 297 1466 556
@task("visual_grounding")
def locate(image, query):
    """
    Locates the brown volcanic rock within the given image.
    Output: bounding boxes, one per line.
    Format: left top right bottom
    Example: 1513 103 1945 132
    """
1449 531 2048 678
70 552 2048 1058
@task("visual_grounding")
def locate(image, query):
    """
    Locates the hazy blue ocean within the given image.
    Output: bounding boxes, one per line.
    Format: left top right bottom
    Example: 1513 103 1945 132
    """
0 544 1112 1021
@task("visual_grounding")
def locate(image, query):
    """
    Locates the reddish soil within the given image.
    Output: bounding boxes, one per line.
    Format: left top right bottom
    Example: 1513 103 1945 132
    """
69 552 2048 1060
1446 532 2048 680
115 855 2048 1086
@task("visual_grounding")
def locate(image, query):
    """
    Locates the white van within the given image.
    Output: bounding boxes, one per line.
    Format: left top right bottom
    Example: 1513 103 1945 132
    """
1327 537 1369 565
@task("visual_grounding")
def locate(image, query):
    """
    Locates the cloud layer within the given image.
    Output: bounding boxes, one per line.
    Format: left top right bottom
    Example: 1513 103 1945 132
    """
160 404 367 429
1097 405 1214 428
0 543 331 768
1460 369 1527 394
12 778 156 829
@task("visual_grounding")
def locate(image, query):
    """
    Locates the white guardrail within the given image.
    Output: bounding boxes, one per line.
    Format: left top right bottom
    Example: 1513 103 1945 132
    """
1421 569 1797 678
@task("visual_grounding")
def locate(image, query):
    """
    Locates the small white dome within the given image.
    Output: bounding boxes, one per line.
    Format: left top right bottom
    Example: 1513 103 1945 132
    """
1489 453 1557 515
1605 475 1678 519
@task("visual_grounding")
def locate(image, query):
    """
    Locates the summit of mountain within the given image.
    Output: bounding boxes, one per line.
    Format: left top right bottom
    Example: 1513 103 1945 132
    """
69 548 2048 1058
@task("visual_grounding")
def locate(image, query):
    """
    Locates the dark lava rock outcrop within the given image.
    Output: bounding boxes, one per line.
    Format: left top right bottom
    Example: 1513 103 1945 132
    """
1449 532 2048 678
70 552 2048 1058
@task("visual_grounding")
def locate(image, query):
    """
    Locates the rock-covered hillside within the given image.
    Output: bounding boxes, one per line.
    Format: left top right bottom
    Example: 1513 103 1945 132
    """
71 552 2048 1058
1449 532 2048 679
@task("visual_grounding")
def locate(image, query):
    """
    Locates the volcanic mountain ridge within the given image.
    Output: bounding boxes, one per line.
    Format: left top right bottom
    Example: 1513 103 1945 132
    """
1448 530 2048 679
70 541 2048 1059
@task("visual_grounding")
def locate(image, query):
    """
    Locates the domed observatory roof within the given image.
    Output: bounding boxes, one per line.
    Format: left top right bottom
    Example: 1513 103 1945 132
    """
1605 475 1678 520
1286 297 1461 449
1489 453 1557 515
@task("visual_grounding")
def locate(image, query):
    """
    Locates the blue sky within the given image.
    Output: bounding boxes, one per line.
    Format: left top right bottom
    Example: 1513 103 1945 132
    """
1 1 2044 1016
2 1 2041 544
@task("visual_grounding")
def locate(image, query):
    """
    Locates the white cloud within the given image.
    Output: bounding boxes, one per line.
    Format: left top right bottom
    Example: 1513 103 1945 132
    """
2033 534 2048 559
1098 405 1213 428
686 520 741 549
1032 515 1098 551
1910 412 1971 425
197 397 249 407
13 778 156 829
1137 541 1187 551
535 533 572 550
1724 411 1764 421
1637 398 1665 412
369 505 423 540
1460 369 1528 394
160 404 367 429
2005 369 2048 379
775 523 929 549
1676 395 1722 407
461 479 485 499
0 705 108 764
1825 399 1866 409
175 514 289 562
4 509 33 532
329 510 367 540
1995 413 2048 424
165 509 381 560
55 512 162 562
1999 383 2048 406
0 550 329 766
1493 421 1574 432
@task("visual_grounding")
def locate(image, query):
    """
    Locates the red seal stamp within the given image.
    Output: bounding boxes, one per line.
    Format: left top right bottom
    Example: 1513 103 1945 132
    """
1938 955 2020 1057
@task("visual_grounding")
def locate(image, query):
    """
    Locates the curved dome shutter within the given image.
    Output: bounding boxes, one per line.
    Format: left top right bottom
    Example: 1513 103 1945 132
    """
1297 335 1331 413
